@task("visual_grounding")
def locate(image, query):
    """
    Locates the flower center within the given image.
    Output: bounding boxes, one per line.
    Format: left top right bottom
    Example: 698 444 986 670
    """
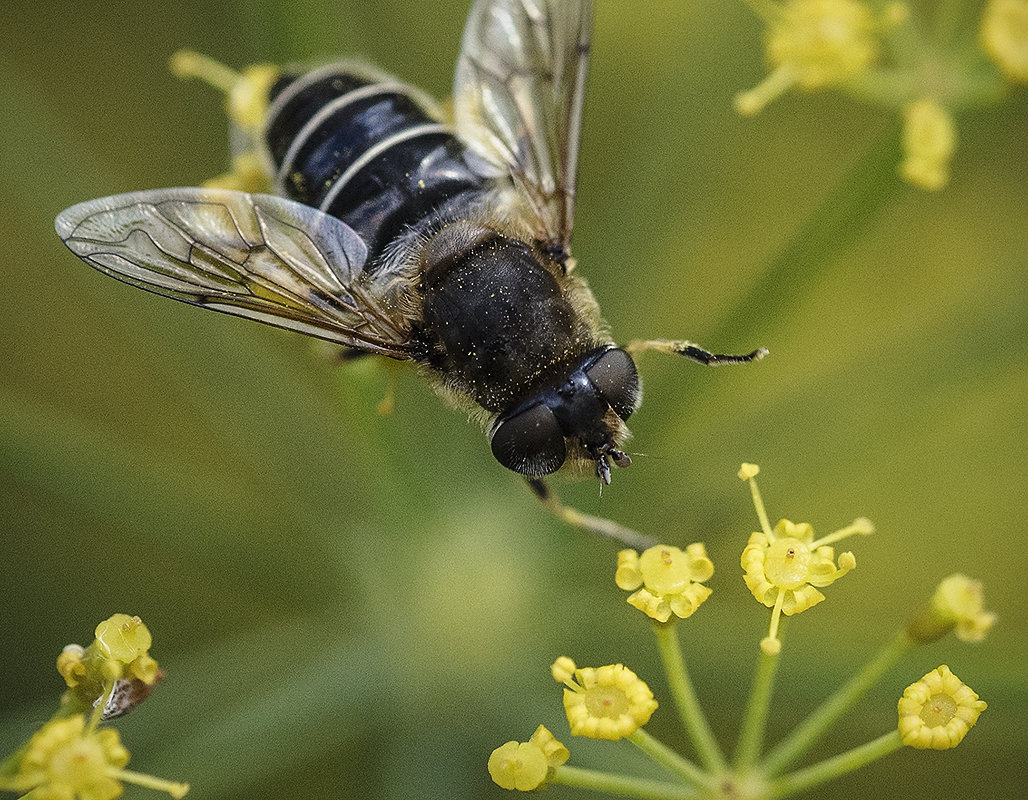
920 692 958 727
640 546 692 594
584 687 630 720
764 538 812 588
47 737 108 788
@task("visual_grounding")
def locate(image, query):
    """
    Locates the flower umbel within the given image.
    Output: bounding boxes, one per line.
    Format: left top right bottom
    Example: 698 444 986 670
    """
490 466 992 797
554 658 658 741
0 715 188 800
488 726 569 791
736 1 1019 188
56 614 163 723
616 543 714 622
898 665 987 749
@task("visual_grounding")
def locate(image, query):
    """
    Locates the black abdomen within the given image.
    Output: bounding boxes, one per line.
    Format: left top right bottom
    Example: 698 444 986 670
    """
264 65 486 260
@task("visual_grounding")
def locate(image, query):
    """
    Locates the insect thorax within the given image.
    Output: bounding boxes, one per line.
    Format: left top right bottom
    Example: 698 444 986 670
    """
416 225 602 413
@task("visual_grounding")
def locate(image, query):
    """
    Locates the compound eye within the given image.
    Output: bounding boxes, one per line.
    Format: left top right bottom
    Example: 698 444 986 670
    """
585 348 641 420
490 403 567 477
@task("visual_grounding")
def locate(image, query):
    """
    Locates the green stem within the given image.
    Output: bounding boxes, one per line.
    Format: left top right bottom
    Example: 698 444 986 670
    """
628 729 713 789
652 622 726 771
761 630 913 776
733 644 781 769
553 765 699 800
767 731 904 799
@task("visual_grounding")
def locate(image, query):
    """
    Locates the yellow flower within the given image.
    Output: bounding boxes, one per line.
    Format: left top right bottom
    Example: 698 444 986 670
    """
488 741 548 791
981 0 1028 83
932 574 997 642
487 726 569 791
909 573 997 644
736 0 887 114
616 543 714 622
739 465 871 653
554 658 658 741
0 715 188 800
898 665 987 749
899 98 957 190
95 614 151 664
94 614 160 686
741 520 858 615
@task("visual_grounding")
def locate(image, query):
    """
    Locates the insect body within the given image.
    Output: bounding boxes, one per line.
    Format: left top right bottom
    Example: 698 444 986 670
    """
56 0 764 516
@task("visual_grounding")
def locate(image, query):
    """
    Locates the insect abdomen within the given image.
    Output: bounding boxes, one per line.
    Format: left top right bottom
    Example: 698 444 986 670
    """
264 65 486 260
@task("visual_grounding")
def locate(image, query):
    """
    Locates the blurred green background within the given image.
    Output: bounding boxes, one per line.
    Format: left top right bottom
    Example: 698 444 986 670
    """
2 1 1025 798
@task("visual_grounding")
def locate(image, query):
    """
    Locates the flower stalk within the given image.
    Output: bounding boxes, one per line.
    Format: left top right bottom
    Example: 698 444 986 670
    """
762 629 913 775
651 623 725 772
767 731 904 799
733 643 782 770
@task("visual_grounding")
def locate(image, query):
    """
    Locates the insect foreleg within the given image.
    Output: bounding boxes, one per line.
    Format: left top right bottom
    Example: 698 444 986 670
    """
527 479 656 550
625 339 769 366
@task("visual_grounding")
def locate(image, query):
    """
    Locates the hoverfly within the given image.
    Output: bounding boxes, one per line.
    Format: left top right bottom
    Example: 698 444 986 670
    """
56 0 764 544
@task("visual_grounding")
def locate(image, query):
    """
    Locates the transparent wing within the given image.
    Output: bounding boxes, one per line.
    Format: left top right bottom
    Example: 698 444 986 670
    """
454 0 592 256
55 188 413 358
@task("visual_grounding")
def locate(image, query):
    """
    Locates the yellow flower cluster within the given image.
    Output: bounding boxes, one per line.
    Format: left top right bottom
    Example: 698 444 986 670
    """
736 0 1022 189
488 464 994 793
1 714 189 800
741 519 857 615
898 665 987 749
735 0 896 115
554 657 658 741
932 574 998 642
94 614 160 685
616 543 714 622
907 573 997 645
11 716 130 800
488 726 569 791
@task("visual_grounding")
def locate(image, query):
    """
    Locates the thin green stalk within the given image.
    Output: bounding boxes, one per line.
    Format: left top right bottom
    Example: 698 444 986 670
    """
553 765 699 800
767 731 903 799
652 622 726 771
733 645 781 769
628 728 713 789
761 630 913 776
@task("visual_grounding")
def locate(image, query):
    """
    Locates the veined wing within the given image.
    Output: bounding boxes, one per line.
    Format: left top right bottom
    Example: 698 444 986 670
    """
55 188 413 358
454 0 592 257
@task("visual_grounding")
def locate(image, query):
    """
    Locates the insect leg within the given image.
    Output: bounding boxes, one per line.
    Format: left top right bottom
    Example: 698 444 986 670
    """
625 339 769 366
527 479 656 550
